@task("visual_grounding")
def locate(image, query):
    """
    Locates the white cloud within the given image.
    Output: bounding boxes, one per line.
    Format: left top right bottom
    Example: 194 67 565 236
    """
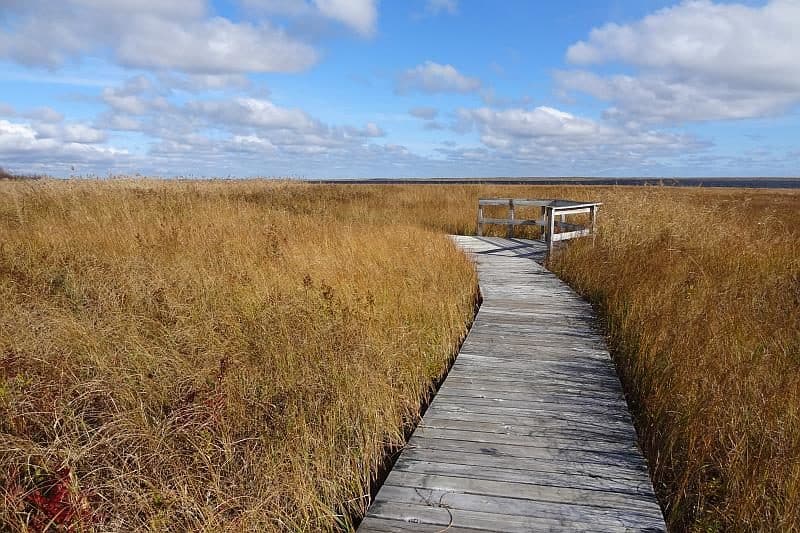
86 76 395 174
239 0 378 36
426 0 458 15
117 17 317 74
562 0 800 123
230 134 277 153
567 0 800 90
466 106 600 140
102 77 160 116
0 0 318 74
0 119 125 168
0 104 108 146
556 70 799 123
35 122 107 144
456 105 702 163
0 120 43 152
188 98 322 132
313 0 377 36
397 61 481 94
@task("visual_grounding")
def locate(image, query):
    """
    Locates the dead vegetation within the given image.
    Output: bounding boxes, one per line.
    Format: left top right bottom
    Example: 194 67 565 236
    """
0 180 477 531
1 180 798 531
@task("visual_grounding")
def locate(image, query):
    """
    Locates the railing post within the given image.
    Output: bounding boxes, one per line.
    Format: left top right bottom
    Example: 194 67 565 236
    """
477 202 483 236
547 207 555 255
507 199 515 238
590 205 598 246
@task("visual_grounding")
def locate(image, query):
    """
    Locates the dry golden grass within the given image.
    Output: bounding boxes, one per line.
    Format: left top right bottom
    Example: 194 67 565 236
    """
0 180 477 531
548 187 800 531
2 179 798 531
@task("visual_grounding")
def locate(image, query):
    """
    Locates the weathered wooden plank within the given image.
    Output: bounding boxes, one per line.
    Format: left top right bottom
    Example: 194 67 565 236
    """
359 237 664 532
429 393 630 416
443 367 623 388
398 447 653 485
370 486 664 531
405 436 650 471
391 458 654 496
440 375 622 393
424 401 635 426
420 405 635 431
434 382 625 402
410 426 640 455
382 472 661 511
417 420 637 449
362 501 631 533
431 391 629 413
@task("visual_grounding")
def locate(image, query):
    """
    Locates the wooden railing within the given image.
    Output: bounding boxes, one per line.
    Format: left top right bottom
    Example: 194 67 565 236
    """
477 198 601 253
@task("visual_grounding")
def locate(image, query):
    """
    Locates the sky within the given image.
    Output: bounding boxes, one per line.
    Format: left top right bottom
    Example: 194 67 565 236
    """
0 0 799 178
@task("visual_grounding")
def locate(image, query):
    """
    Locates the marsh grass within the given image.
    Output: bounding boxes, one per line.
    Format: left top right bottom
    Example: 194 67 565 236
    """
2 180 799 531
0 180 477 531
548 188 800 531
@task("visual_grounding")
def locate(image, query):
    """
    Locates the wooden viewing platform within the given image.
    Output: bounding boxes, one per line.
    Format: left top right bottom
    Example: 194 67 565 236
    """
358 237 665 532
476 198 601 254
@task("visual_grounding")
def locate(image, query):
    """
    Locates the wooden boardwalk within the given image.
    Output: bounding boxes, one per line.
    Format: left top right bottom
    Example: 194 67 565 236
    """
358 237 665 532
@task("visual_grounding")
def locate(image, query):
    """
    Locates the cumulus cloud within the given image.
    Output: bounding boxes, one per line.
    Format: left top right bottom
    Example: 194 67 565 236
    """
0 103 109 146
187 98 322 132
0 0 317 74
561 0 800 123
0 118 125 171
88 77 393 171
397 61 481 94
556 70 799 123
120 19 316 74
566 0 800 90
35 122 108 144
314 0 377 36
101 76 168 116
455 105 703 164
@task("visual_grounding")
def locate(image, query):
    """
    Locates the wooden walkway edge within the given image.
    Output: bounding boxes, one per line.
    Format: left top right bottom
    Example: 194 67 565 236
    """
358 237 665 532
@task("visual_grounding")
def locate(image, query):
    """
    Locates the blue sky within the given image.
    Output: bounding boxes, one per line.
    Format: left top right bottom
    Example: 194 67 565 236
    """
0 0 798 177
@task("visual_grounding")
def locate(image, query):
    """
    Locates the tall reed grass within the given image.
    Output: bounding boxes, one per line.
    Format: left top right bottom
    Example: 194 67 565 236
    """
0 180 477 531
2 179 798 530
548 188 800 531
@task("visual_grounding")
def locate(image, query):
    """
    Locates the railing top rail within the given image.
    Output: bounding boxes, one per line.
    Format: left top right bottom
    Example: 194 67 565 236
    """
478 198 602 209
